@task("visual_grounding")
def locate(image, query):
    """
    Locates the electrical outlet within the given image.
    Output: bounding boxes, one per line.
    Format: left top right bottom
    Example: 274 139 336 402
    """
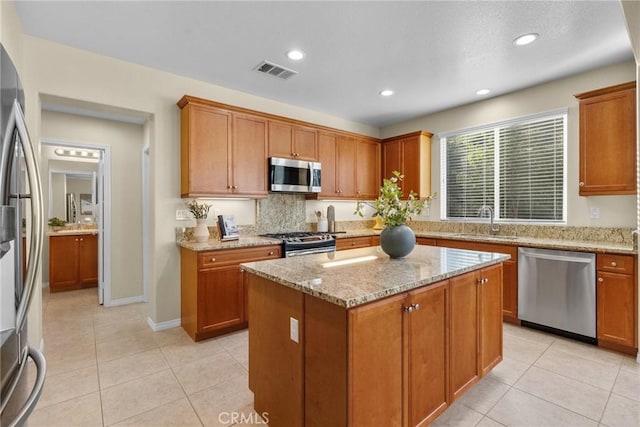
590 207 600 219
290 317 299 343
176 209 192 220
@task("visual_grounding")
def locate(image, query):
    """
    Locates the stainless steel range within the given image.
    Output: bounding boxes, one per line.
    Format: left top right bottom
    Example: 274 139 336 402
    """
261 232 336 257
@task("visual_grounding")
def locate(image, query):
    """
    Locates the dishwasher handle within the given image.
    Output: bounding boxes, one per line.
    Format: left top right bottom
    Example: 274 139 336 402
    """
520 249 593 264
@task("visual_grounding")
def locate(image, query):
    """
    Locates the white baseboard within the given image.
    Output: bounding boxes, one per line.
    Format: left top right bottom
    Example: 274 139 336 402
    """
106 295 146 307
147 317 181 332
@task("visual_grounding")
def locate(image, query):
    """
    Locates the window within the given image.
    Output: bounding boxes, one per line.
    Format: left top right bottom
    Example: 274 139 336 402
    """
441 110 566 223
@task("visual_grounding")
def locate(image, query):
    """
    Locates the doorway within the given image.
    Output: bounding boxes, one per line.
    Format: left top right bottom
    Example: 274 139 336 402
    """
41 140 111 305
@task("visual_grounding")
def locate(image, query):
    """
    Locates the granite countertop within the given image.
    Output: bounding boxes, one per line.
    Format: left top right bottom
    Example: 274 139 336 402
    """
47 229 99 237
241 245 510 308
178 236 282 251
334 229 635 255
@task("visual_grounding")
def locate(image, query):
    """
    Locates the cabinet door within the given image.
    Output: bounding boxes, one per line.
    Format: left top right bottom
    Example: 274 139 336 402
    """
408 281 449 426
502 260 518 323
181 103 231 196
400 137 422 197
293 126 318 160
382 139 402 181
336 136 357 197
49 235 80 291
78 234 99 286
268 121 294 159
597 271 635 347
348 294 404 426
355 139 380 199
232 114 268 197
578 84 636 195
318 132 338 197
449 270 479 401
198 266 245 334
479 264 503 375
335 236 373 251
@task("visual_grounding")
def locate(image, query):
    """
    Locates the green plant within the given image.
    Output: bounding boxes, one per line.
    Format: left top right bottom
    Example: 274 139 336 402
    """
187 199 211 219
354 171 436 227
48 217 66 227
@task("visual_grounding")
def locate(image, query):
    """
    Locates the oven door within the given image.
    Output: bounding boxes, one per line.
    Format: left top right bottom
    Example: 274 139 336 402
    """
286 246 336 258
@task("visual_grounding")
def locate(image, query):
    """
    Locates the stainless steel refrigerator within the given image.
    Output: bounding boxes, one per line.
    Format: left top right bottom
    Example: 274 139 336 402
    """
0 43 46 426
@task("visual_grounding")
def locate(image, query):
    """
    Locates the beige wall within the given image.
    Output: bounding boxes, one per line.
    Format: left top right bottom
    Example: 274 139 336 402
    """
41 110 144 301
18 31 378 326
381 60 637 228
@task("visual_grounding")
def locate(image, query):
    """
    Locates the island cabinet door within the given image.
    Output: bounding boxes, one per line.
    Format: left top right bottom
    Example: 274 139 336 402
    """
407 280 449 427
449 271 480 402
348 293 404 426
479 264 503 375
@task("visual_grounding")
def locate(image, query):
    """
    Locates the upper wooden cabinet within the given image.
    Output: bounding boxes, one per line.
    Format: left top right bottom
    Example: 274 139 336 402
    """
382 131 433 199
178 96 268 198
315 132 380 199
268 121 318 161
575 81 636 196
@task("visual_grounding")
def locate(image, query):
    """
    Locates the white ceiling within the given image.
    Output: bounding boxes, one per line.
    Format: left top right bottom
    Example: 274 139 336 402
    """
14 0 634 128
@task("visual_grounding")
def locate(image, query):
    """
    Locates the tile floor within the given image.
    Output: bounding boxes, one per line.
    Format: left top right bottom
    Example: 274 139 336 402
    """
28 287 640 426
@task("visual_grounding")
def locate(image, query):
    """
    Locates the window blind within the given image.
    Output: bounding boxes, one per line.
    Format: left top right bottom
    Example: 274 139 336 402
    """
442 111 566 223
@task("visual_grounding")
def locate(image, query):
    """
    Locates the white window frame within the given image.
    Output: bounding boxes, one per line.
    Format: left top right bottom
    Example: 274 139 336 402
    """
439 108 568 224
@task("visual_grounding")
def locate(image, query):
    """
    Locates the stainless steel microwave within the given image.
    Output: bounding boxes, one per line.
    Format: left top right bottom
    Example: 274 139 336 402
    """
269 157 321 193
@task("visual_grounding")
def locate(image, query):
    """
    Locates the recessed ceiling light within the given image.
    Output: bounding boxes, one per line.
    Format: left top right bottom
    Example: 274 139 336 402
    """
476 89 490 95
286 50 304 61
513 33 538 46
380 89 394 97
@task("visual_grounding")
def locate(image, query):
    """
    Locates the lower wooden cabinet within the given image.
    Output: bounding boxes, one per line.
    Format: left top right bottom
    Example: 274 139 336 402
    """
596 253 637 354
49 233 98 292
335 235 379 250
180 244 281 341
449 264 503 401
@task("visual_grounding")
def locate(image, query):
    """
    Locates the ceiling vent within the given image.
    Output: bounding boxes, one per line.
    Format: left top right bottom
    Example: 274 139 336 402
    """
255 61 298 80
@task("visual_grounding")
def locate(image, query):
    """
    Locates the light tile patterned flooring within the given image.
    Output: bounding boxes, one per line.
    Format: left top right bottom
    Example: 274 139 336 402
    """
29 287 640 426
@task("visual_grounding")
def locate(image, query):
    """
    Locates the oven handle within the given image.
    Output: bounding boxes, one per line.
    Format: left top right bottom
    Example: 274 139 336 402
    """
286 247 336 257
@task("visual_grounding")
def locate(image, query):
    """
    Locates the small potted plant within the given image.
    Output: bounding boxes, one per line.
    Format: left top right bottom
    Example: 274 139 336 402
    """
48 217 66 231
355 171 434 258
188 199 212 243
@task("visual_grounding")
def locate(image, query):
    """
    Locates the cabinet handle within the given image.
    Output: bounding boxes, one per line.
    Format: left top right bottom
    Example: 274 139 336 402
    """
413 303 420 310
227 185 231 189
483 278 489 284
403 305 414 313
268 251 274 256
598 277 604 282
579 181 585 187
610 261 617 267
232 185 238 189
75 238 79 242
210 258 216 262
80 238 83 241
351 242 356 246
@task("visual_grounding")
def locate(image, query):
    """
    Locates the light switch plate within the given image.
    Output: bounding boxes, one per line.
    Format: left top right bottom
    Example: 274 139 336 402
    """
590 207 600 219
290 317 299 343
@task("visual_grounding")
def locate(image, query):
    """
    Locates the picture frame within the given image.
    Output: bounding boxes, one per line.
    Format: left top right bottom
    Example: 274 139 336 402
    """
80 193 93 216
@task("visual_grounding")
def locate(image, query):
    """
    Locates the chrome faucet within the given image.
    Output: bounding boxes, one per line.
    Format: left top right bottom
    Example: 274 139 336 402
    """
478 205 500 235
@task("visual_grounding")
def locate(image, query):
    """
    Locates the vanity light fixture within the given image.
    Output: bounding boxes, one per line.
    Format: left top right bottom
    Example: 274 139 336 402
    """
54 147 100 159
286 50 305 61
513 33 538 46
380 89 394 97
476 88 491 95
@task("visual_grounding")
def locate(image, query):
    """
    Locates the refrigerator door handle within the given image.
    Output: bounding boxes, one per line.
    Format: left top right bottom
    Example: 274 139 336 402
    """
5 346 46 427
4 99 43 333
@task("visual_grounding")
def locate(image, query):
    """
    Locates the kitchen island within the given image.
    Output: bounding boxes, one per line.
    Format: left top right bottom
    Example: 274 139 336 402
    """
241 245 510 426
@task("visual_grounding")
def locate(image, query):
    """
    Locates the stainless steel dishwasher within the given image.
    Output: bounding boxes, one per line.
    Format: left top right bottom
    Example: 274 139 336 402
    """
518 247 596 342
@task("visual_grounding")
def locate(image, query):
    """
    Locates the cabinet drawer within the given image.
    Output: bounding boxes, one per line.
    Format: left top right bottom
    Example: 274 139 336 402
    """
336 236 373 250
597 254 635 275
199 245 281 269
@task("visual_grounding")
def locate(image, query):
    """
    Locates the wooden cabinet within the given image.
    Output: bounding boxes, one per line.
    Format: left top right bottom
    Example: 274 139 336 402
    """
335 235 378 251
49 233 98 292
436 239 518 324
416 237 437 246
575 81 636 195
180 244 281 341
355 138 381 199
382 131 433 198
449 264 502 401
315 132 380 200
178 96 268 198
596 253 637 354
268 121 318 160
